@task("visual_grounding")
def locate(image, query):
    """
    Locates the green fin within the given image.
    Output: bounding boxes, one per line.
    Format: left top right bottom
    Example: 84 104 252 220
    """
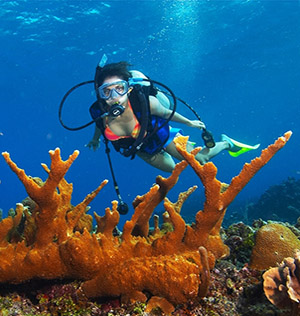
221 134 260 158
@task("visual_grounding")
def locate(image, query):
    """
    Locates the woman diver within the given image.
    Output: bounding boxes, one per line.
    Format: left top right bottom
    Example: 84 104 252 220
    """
87 61 259 173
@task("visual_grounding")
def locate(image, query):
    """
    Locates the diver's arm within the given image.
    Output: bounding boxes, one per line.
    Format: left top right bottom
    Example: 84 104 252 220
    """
149 96 205 129
86 126 101 151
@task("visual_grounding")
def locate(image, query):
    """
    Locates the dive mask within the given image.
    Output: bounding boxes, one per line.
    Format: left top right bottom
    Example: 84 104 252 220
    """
99 80 129 100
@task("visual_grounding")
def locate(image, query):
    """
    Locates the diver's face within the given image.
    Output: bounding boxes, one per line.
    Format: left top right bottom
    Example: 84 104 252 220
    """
100 76 129 106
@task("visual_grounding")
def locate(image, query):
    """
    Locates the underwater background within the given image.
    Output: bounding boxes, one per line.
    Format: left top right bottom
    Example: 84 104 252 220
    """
1 0 300 228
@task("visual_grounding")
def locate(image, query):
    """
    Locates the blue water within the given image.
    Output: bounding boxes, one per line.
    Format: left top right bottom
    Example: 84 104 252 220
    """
1 0 300 227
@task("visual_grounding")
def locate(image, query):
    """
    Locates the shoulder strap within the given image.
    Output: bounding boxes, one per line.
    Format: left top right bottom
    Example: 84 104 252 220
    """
89 101 106 134
121 84 150 159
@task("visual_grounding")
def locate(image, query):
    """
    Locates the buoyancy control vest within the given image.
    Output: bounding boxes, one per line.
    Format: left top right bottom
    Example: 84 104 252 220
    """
89 83 170 158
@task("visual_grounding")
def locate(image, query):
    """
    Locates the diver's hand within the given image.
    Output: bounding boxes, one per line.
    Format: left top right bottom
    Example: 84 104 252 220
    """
85 139 100 151
187 120 206 129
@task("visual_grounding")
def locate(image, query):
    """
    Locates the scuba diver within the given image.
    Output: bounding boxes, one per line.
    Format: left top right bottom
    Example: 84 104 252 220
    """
86 61 260 172
59 57 260 214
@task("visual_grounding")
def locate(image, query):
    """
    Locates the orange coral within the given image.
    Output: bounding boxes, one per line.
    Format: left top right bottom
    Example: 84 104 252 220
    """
250 223 300 270
0 132 291 309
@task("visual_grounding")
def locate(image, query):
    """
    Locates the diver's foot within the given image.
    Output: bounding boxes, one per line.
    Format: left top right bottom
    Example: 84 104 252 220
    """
221 134 260 157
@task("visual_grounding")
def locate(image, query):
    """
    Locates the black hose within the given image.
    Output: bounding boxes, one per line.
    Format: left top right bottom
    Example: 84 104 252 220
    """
58 80 95 131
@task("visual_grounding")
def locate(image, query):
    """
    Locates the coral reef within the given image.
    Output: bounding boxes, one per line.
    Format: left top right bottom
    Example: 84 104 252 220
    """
263 250 300 315
0 132 291 313
250 223 300 270
247 177 300 224
223 222 256 269
0 259 286 316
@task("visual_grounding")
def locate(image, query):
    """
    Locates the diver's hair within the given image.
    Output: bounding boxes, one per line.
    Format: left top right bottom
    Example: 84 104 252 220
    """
96 61 132 86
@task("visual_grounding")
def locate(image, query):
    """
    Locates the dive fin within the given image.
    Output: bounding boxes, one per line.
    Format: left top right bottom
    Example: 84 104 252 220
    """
221 134 260 157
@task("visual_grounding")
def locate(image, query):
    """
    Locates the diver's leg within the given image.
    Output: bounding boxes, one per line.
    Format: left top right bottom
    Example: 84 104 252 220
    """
137 150 176 173
166 138 230 165
195 141 229 163
165 139 196 160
